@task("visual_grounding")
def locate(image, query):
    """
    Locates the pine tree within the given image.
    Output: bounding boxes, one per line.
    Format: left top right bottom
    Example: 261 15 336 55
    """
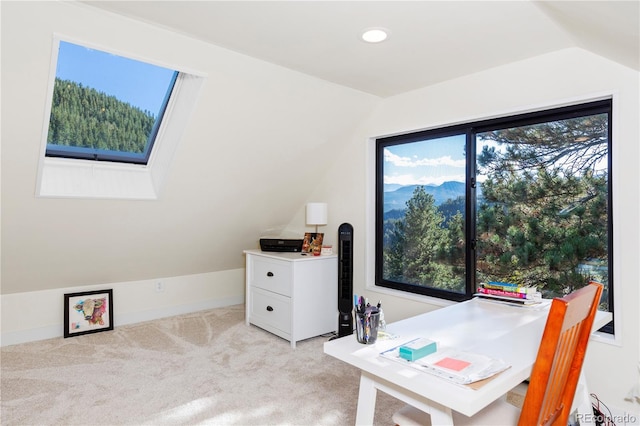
384 186 462 291
476 115 608 298
47 78 157 155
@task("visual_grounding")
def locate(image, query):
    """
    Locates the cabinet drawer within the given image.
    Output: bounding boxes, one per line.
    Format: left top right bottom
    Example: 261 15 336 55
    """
250 288 291 334
251 257 291 296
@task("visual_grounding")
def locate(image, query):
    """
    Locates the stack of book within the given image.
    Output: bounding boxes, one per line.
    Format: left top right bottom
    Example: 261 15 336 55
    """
475 282 542 305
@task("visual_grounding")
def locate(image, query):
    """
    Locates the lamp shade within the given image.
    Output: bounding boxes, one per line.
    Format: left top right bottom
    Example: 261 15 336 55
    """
306 203 328 226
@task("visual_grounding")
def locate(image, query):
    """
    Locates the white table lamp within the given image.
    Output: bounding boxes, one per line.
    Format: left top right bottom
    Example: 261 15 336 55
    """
306 203 328 233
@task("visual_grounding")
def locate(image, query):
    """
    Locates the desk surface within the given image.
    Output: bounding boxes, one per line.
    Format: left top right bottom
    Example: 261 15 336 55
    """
324 297 611 418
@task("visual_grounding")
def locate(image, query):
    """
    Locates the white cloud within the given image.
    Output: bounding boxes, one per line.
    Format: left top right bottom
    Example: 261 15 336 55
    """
384 173 465 186
384 148 465 168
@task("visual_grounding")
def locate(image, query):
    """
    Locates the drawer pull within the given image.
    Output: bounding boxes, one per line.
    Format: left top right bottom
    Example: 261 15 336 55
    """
267 272 274 277
266 305 274 312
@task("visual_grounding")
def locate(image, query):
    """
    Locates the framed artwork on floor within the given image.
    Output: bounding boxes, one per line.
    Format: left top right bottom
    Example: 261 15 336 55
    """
64 289 114 338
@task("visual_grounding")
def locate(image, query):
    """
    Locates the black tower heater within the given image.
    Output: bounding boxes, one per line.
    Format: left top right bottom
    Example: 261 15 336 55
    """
337 223 354 337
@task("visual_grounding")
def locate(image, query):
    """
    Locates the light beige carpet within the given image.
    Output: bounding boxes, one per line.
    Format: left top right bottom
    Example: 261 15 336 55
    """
1 304 403 425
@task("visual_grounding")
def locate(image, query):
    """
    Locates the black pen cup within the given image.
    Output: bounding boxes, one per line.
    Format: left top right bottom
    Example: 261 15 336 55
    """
355 311 380 344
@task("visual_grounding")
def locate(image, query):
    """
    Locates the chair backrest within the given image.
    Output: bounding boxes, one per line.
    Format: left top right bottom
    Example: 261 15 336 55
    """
518 281 604 426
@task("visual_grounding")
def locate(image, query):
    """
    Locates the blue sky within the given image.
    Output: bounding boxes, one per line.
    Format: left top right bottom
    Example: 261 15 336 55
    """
56 41 176 115
383 135 467 187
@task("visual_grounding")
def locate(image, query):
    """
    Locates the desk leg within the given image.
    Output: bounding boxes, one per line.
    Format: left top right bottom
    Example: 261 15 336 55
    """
428 406 454 426
355 371 454 426
356 373 377 426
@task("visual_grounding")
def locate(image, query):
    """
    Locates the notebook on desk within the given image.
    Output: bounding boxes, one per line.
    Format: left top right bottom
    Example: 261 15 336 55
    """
380 339 510 386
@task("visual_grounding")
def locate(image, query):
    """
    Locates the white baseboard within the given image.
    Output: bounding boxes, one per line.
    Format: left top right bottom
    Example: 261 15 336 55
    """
1 269 245 347
0 295 244 347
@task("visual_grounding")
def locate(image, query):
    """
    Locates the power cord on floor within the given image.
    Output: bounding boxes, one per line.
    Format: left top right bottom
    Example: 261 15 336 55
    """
323 331 339 340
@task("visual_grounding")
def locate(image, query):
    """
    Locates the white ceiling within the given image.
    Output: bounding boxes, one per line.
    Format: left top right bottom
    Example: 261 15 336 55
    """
78 1 640 97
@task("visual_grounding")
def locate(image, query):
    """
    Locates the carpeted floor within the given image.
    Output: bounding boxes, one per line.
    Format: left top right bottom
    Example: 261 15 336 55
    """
1 304 404 425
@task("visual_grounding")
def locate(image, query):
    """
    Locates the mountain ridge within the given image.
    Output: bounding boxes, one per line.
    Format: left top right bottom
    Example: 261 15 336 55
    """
383 181 465 212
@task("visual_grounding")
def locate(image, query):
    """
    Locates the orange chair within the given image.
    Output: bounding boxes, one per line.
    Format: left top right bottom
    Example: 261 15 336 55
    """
392 281 604 426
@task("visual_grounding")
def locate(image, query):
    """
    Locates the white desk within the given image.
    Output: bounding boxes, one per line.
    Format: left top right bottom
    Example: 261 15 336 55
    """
323 297 611 425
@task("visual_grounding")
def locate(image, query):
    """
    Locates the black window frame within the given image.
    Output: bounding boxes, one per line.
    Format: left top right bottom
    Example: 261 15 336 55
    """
375 99 613 333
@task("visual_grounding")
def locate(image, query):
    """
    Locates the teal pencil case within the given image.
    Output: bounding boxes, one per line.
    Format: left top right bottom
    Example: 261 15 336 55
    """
399 338 437 361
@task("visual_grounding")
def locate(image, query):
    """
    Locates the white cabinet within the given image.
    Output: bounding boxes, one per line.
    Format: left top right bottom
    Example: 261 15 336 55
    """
244 249 338 348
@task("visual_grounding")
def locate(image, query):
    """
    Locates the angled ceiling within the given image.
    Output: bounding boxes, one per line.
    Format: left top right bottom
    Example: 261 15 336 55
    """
82 0 639 98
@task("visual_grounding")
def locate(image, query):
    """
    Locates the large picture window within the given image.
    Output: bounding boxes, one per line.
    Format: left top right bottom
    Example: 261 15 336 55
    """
375 100 612 331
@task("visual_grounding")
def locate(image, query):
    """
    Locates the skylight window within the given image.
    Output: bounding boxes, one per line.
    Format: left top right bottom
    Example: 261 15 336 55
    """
37 37 205 199
46 41 178 165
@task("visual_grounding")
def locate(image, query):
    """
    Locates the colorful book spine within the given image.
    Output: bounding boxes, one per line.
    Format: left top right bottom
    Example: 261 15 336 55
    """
477 287 529 299
475 293 536 305
484 282 537 294
487 281 518 286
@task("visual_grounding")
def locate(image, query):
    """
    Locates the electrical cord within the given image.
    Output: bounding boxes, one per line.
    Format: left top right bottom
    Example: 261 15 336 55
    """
591 393 616 426
324 331 339 340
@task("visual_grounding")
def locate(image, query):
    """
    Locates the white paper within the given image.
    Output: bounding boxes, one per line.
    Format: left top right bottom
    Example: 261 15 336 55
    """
380 340 510 385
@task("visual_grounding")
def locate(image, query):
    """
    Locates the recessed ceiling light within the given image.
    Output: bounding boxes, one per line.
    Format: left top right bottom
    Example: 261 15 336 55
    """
361 28 388 43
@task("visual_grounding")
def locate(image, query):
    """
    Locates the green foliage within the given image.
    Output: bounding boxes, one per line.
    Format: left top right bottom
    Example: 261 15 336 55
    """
383 186 465 292
47 78 156 154
476 115 608 299
476 168 607 296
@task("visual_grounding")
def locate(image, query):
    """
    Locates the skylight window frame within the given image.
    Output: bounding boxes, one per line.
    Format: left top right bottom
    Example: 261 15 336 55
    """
45 71 179 165
36 35 206 200
44 39 180 166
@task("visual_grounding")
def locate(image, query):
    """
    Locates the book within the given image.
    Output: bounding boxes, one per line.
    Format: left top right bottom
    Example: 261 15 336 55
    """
477 287 528 299
487 281 519 288
473 293 541 305
483 282 537 294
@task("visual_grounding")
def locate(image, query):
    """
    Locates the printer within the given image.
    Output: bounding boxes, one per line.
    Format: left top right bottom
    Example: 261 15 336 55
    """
259 238 304 252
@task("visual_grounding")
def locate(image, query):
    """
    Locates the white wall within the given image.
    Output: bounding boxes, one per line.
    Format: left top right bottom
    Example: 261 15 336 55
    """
315 47 639 414
0 1 378 296
0 0 376 347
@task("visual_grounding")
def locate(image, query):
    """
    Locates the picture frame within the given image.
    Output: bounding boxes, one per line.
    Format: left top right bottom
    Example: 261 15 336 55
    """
302 232 324 255
64 289 114 338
